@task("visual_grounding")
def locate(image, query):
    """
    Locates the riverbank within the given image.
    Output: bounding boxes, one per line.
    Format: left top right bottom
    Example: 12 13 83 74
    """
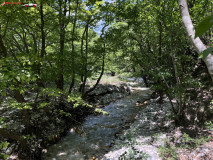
42 77 213 160
42 82 153 159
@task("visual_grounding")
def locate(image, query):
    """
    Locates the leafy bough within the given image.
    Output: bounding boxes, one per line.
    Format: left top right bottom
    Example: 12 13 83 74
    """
195 15 213 59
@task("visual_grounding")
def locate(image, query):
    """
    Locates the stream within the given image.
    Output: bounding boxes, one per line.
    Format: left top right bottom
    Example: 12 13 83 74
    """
43 82 153 160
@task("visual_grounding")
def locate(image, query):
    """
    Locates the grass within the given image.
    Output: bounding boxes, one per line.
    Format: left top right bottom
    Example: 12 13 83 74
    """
158 133 211 160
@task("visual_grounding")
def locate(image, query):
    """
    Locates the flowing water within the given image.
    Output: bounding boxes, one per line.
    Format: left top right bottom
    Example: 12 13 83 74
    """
43 84 153 160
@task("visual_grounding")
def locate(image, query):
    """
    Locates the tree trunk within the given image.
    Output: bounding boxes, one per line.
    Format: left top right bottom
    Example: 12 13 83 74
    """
178 0 213 81
69 0 79 93
56 0 67 90
13 83 30 133
79 25 87 93
172 54 183 119
84 43 105 98
0 24 7 58
37 1 45 88
158 20 163 103
81 24 89 96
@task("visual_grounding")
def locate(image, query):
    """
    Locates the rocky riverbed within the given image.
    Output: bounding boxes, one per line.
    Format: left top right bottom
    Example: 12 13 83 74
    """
86 83 131 105
42 78 213 160
102 100 176 160
42 80 154 159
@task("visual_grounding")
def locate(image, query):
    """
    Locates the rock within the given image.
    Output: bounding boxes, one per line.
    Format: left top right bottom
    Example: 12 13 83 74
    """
87 84 132 105
101 101 176 160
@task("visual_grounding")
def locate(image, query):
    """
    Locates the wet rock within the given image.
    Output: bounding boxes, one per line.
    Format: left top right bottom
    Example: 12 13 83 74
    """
87 84 131 105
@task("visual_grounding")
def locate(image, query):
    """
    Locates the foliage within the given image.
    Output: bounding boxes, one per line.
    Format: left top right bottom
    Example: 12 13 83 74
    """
0 142 9 160
204 100 213 130
0 119 9 159
195 15 213 38
159 142 178 160
180 133 211 149
0 0 212 158
104 0 211 121
0 118 6 129
159 133 211 160
119 147 150 160
118 129 150 160
199 47 213 59
204 121 213 131
68 92 92 108
195 15 213 59
94 108 108 115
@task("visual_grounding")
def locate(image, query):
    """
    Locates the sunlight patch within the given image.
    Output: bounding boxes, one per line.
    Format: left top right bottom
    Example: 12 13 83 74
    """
58 152 67 156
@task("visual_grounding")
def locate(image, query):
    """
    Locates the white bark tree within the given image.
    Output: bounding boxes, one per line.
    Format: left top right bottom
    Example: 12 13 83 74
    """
178 0 213 81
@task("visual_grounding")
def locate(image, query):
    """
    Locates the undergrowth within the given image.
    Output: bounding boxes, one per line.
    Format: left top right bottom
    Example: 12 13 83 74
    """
118 129 150 160
158 133 211 160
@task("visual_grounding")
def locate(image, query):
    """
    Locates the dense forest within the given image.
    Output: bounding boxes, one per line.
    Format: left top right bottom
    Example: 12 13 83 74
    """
0 0 213 159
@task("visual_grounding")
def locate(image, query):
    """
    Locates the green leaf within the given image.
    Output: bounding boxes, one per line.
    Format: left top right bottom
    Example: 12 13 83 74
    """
38 102 49 108
86 10 92 15
199 47 213 59
0 142 9 149
95 1 104 5
23 104 32 109
1 91 6 96
4 154 9 159
195 15 213 38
